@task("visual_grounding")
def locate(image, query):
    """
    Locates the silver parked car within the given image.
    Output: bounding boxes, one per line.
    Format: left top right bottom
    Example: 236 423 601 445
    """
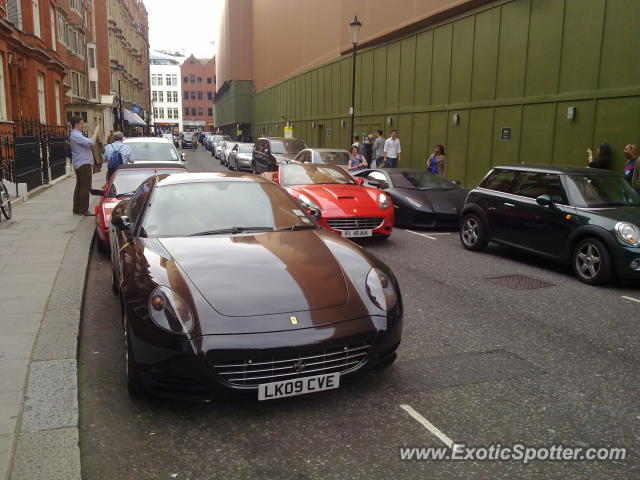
227 143 255 172
294 148 352 169
220 141 238 167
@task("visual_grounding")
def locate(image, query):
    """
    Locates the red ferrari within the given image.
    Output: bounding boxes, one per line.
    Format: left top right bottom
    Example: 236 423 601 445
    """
266 162 394 239
92 162 187 252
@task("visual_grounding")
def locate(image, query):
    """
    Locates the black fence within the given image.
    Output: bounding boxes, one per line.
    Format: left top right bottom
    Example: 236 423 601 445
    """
0 120 70 196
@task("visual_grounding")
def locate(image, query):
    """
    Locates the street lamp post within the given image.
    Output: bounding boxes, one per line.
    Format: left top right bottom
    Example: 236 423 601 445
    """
115 66 125 132
349 15 362 147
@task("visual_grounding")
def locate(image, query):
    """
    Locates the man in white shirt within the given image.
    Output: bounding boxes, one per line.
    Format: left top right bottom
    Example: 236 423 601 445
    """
383 129 401 168
103 131 135 181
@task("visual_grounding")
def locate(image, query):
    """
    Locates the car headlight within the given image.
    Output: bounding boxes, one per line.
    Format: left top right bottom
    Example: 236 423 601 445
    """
615 222 640 246
379 193 390 209
366 268 397 311
148 286 194 334
298 193 320 210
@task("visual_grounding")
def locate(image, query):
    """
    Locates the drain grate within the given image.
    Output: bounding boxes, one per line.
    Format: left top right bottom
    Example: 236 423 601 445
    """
486 275 554 290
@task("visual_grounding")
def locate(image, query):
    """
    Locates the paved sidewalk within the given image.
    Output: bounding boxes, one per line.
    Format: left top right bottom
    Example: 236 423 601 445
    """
0 170 100 479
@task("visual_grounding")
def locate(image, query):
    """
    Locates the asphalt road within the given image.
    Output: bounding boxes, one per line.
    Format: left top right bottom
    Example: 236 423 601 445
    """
78 147 640 479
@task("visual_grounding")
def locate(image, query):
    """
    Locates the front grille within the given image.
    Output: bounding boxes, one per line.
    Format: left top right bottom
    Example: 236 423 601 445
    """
211 342 371 387
326 217 383 230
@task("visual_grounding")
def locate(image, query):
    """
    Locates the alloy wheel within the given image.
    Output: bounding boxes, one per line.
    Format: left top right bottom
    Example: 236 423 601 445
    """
576 242 601 280
461 217 479 247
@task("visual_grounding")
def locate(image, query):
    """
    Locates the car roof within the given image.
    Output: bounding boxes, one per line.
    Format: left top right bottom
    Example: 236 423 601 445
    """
236 142 254 146
124 137 172 144
156 172 272 187
491 164 620 176
306 148 350 153
117 162 186 170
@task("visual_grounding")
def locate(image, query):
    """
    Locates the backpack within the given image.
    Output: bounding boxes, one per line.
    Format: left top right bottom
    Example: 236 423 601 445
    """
107 144 124 169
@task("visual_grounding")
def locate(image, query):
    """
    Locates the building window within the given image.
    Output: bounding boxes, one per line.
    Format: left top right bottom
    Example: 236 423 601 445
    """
183 91 188 100
191 108 196 116
167 109 173 119
71 71 86 98
54 80 61 124
158 91 164 102
157 75 163 86
6 0 23 30
189 74 195 83
183 76 188 83
89 81 97 100
197 91 203 100
197 77 202 84
197 107 203 117
172 91 178 102
37 72 46 122
50 5 56 51
207 92 212 101
208 108 213 117
171 74 178 86
152 91 157 102
158 107 164 118
0 53 7 121
33 0 41 37
207 77 212 84
184 107 189 116
69 0 80 12
173 108 178 118
153 107 158 118
58 13 67 45
88 46 96 68
190 91 196 100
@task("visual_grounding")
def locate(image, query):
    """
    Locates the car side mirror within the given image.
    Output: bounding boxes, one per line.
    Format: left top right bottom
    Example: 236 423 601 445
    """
356 177 365 186
536 194 560 208
112 215 131 231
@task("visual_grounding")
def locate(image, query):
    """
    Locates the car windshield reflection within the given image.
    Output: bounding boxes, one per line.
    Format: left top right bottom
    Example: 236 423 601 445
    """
565 175 640 208
395 171 456 190
271 139 307 154
142 181 315 237
109 170 179 197
281 163 356 187
127 142 180 161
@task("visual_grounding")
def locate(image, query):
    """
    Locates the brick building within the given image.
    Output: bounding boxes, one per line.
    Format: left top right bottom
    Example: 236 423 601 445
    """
181 54 215 132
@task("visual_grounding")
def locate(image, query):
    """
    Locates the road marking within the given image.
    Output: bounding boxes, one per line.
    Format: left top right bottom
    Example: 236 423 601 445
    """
399 404 454 448
622 296 640 303
405 229 436 240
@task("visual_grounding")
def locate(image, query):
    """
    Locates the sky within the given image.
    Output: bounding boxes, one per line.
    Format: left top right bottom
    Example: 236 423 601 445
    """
143 0 224 59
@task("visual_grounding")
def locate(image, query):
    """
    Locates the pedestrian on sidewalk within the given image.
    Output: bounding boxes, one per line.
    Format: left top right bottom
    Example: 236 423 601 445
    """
348 145 368 173
352 136 364 157
587 142 612 169
427 144 447 176
383 129 402 168
374 130 385 169
70 116 100 216
103 131 135 182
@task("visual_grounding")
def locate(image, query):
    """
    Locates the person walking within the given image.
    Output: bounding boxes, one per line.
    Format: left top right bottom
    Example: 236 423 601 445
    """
352 136 364 157
383 129 402 168
623 144 638 184
374 130 385 169
364 135 374 169
587 142 612 169
103 131 135 182
348 145 368 173
427 144 447 176
70 116 100 216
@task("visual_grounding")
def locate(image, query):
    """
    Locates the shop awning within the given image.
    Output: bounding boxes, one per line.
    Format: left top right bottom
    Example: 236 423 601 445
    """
123 108 147 126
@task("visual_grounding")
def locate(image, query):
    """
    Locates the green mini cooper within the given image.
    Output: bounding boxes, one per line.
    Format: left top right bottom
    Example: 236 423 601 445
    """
460 165 640 285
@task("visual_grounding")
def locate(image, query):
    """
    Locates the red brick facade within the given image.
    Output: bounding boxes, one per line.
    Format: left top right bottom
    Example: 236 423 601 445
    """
181 55 215 132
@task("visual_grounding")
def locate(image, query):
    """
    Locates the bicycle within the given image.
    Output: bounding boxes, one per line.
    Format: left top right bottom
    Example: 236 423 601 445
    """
0 163 12 221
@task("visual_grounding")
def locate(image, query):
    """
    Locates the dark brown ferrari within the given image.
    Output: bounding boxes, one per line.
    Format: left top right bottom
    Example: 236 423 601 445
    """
109 172 402 400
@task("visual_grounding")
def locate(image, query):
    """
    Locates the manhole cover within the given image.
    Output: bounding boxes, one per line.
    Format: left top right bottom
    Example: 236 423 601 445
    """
486 275 554 290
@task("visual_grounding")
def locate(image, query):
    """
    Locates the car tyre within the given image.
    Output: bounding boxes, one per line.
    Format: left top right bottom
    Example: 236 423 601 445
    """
460 213 488 251
96 236 109 255
123 314 146 396
572 237 613 285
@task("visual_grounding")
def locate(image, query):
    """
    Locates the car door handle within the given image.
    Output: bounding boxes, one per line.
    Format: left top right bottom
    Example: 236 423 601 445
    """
503 202 515 207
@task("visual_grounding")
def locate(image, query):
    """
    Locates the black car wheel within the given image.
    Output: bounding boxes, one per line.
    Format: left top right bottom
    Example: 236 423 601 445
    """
460 213 488 251
123 311 146 396
572 237 613 285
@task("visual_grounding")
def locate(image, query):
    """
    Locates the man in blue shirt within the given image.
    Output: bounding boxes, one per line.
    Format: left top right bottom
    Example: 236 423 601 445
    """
70 116 100 215
102 131 135 181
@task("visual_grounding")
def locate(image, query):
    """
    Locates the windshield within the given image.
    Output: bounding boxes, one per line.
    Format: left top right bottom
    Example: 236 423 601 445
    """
317 151 350 165
126 142 179 161
395 171 456 190
108 169 183 197
564 174 640 208
238 145 253 153
183 133 193 140
271 139 307 154
281 163 355 187
142 181 315 237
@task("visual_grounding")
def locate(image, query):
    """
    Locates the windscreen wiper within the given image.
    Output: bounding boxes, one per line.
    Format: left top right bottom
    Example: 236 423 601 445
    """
275 224 317 231
189 226 273 236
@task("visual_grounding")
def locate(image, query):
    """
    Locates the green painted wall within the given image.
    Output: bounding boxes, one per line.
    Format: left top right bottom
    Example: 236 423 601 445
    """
250 0 640 187
214 80 253 127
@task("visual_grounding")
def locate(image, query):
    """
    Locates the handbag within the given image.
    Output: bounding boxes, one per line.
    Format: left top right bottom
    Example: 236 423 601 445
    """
91 136 105 173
